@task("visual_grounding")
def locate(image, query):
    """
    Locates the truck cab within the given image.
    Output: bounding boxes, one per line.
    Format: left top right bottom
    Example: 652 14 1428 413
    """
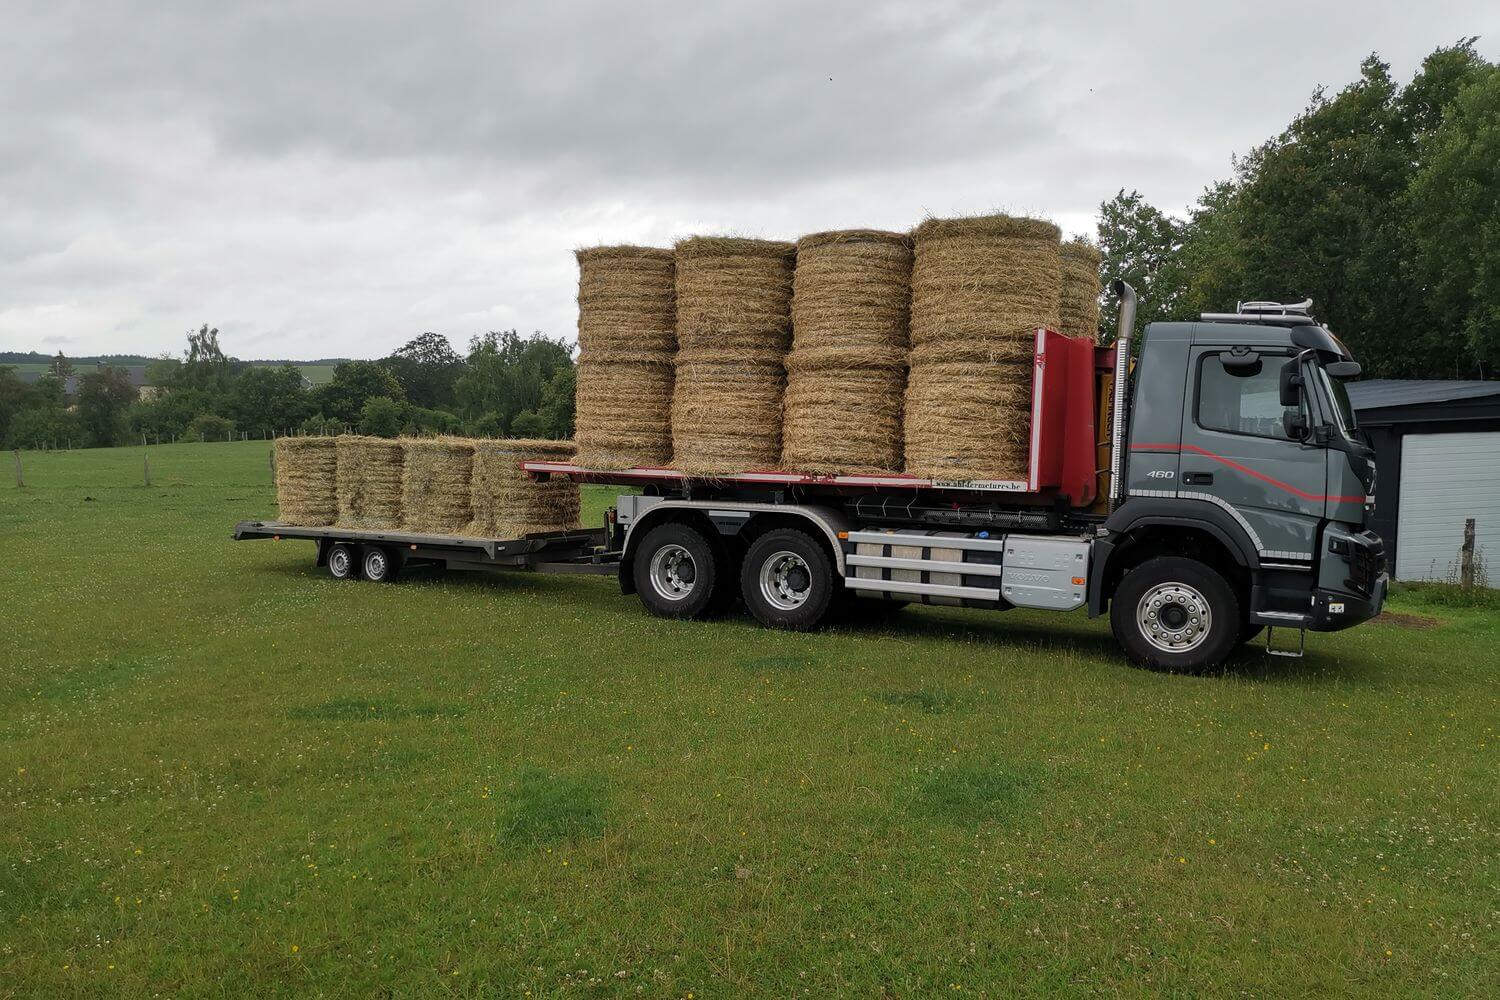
1097 301 1387 659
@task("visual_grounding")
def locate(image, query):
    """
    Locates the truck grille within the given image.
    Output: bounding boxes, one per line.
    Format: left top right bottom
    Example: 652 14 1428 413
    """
1345 532 1385 596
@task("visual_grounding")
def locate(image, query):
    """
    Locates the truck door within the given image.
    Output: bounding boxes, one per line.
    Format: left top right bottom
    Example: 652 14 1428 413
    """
1176 347 1325 563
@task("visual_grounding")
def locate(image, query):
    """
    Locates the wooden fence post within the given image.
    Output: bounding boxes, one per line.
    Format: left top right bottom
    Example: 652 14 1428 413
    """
12 449 21 488
1460 517 1476 588
144 453 151 487
269 448 276 481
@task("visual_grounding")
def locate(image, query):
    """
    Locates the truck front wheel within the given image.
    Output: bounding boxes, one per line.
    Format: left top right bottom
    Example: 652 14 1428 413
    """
740 528 835 631
633 522 722 620
1110 556 1239 672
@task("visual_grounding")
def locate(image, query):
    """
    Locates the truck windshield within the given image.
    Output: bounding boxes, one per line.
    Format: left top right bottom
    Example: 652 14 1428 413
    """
1315 364 1359 436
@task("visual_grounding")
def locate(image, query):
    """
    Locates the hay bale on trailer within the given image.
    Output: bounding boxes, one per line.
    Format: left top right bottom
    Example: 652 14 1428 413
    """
573 245 676 469
903 214 1061 481
400 437 475 534
468 438 581 538
334 435 403 529
1058 239 1103 341
671 349 786 475
671 236 795 475
781 229 912 475
274 436 338 526
575 359 674 469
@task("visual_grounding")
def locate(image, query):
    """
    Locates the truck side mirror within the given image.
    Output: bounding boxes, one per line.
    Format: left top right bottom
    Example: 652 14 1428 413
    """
1283 410 1309 441
1279 358 1303 407
1325 360 1362 378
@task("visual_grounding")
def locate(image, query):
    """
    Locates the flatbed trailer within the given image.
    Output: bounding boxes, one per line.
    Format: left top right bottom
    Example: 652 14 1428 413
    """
232 520 615 580
234 285 1388 671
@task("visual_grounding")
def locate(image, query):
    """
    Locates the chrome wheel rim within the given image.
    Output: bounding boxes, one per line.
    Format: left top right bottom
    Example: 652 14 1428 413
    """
1137 582 1211 653
759 550 812 611
648 544 696 601
329 548 351 577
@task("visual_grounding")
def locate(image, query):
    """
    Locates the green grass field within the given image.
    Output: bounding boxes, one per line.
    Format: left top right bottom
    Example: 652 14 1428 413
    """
1 441 1494 997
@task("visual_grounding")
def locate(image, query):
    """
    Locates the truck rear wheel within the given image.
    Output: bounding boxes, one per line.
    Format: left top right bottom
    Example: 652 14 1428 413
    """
740 528 835 631
1110 556 1239 672
633 522 721 620
326 542 358 581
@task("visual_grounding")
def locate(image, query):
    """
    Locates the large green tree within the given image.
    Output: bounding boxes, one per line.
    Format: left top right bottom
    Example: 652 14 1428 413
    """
231 365 312 434
1407 62 1500 368
381 332 462 409
0 365 37 445
454 331 573 434
175 324 233 393
75 365 139 447
1095 190 1184 333
314 361 405 424
1096 41 1496 378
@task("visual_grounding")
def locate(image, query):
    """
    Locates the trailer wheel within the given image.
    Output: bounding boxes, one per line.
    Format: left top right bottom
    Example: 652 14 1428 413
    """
361 546 399 583
740 528 835 631
633 523 721 620
1110 556 1239 672
326 542 358 581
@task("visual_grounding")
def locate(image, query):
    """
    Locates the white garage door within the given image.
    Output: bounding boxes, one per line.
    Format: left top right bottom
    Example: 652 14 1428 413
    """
1396 431 1500 583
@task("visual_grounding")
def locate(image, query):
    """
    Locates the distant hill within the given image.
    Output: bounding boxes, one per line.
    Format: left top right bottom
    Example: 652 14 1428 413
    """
1 351 352 385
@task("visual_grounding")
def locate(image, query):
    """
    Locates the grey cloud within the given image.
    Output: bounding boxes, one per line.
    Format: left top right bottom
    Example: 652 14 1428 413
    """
1 1 1496 357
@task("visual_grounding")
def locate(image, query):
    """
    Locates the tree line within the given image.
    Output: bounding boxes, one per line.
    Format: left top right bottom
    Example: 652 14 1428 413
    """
1096 40 1498 378
0 327 575 450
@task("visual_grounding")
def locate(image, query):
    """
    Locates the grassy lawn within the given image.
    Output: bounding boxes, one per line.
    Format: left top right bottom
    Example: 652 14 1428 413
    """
1 441 1494 997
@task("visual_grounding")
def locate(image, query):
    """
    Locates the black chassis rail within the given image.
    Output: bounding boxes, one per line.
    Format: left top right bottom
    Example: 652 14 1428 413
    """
232 520 614 573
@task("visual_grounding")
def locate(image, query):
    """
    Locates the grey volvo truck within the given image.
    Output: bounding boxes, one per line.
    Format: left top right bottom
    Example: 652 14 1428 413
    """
237 282 1388 671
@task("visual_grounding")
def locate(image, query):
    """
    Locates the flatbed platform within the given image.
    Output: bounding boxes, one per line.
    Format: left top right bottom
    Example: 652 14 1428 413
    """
233 520 611 573
523 328 1111 505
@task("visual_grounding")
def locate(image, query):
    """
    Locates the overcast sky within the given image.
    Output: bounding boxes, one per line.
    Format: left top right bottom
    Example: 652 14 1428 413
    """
2 1 1496 361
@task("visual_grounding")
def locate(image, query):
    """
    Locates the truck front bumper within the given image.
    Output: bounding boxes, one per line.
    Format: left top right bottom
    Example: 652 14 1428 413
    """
1309 572 1387 632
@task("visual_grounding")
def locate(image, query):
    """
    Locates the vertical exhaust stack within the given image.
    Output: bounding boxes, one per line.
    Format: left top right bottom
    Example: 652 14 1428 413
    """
1107 280 1137 513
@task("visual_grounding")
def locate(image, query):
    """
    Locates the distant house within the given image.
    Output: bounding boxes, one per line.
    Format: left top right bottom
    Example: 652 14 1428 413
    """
19 365 161 399
1347 380 1500 585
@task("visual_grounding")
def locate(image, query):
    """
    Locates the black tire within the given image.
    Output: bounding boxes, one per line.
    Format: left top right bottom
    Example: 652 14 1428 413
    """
361 546 400 583
632 522 722 620
1110 556 1240 672
740 528 836 631
326 542 359 581
1239 621 1265 645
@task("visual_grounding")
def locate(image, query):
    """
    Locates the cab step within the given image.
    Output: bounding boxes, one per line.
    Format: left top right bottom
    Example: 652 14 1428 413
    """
1265 626 1306 658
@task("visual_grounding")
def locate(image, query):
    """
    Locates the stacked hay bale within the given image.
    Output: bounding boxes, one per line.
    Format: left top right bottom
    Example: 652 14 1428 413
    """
781 230 912 474
400 437 475 534
274 436 337 526
1058 239 1103 341
671 236 796 475
334 435 403 529
573 246 676 469
468 439 581 538
904 214 1061 481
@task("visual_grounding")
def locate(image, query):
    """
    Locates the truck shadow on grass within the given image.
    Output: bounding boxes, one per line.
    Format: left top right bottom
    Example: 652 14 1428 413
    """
831 606 1372 683
913 765 1038 826
248 558 1371 684
498 768 609 847
286 698 468 722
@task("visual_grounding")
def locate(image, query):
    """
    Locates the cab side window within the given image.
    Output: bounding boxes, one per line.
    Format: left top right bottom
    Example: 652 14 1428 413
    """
1196 356 1299 440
